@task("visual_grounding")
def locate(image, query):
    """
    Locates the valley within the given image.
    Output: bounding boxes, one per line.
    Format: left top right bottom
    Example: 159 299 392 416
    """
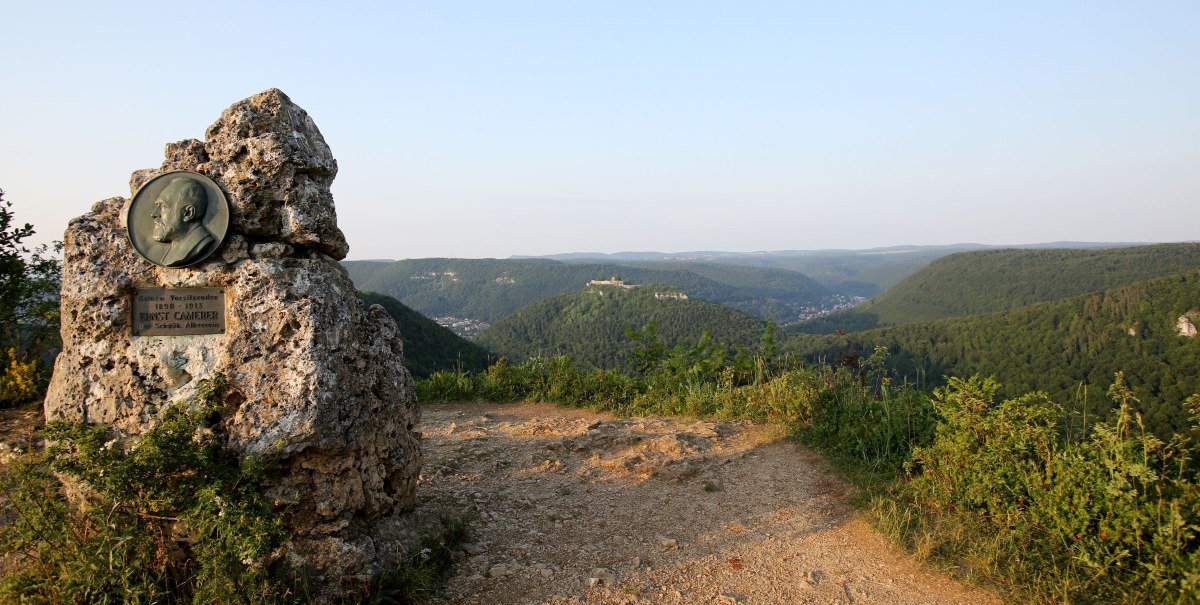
351 242 1200 440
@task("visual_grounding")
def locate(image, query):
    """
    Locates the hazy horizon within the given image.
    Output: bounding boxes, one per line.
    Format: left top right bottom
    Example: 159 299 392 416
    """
345 239 1189 263
3 2 1197 260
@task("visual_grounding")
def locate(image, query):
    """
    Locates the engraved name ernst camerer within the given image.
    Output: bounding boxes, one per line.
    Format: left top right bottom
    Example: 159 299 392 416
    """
127 171 230 267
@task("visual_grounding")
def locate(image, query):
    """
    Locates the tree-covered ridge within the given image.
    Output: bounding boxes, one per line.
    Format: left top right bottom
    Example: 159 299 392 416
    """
529 244 995 296
794 243 1200 333
343 257 833 325
356 291 492 378
544 243 1150 289
475 283 768 370
784 268 1200 437
580 260 845 324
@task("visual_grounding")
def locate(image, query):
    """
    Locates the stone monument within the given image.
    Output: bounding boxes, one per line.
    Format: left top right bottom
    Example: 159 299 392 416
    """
44 89 422 591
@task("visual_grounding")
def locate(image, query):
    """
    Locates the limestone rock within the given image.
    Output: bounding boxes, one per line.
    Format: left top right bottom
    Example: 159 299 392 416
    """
45 89 419 596
1178 315 1197 338
160 88 349 259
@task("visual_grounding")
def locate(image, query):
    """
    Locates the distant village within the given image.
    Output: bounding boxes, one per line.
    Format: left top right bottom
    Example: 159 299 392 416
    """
434 316 491 339
799 294 867 321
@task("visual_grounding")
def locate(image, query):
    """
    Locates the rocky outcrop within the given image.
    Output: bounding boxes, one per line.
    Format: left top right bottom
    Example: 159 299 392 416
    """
132 89 348 259
45 89 420 592
1178 315 1198 338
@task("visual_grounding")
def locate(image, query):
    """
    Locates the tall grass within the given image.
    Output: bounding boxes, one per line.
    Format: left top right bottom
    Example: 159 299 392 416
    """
876 374 1200 603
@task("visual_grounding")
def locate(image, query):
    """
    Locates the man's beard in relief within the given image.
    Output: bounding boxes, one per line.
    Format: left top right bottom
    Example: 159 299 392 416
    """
152 220 180 243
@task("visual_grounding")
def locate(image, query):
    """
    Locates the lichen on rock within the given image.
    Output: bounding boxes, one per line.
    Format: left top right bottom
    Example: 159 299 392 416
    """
44 88 420 595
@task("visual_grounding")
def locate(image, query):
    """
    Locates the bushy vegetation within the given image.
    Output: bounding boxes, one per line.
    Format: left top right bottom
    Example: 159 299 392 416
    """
418 326 1200 603
877 374 1200 603
0 376 294 603
0 375 473 604
0 190 60 407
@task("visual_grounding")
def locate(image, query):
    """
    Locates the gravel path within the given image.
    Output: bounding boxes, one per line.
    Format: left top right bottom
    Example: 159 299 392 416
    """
411 402 999 605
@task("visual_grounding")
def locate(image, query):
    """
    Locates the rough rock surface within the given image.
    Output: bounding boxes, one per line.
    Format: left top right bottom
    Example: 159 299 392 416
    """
44 89 420 592
132 88 348 259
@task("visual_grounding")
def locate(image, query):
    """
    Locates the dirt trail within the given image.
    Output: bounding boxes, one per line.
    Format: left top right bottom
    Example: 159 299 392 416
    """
412 402 999 605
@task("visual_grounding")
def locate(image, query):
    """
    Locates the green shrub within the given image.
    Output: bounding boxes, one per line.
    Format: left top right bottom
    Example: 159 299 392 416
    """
0 347 49 407
883 374 1200 603
0 376 297 603
415 368 479 403
0 191 62 409
799 368 937 474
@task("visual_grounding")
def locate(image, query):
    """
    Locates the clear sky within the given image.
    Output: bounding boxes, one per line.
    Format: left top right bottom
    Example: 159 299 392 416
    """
2 1 1197 260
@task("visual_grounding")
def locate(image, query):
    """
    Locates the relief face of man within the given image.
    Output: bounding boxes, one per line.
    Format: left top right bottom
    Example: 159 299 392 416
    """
150 177 217 267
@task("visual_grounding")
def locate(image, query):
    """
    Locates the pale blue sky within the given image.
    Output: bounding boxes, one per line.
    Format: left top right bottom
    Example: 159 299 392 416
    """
2 1 1197 259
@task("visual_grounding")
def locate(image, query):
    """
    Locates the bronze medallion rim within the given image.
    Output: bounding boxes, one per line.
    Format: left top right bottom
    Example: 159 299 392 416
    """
127 170 230 268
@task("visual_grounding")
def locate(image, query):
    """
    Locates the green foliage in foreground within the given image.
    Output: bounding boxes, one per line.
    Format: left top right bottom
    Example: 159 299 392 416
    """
0 376 473 604
0 190 61 407
0 376 294 603
876 375 1200 604
418 340 1200 603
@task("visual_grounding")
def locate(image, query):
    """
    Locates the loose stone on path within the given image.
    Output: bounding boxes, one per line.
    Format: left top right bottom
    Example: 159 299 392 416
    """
418 401 999 604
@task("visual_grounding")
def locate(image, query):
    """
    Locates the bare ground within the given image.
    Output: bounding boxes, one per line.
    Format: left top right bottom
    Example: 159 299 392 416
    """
0 403 999 604
411 402 999 605
0 406 42 468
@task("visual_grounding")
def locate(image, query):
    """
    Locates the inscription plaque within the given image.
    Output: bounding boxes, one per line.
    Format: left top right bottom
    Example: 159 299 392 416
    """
132 287 226 336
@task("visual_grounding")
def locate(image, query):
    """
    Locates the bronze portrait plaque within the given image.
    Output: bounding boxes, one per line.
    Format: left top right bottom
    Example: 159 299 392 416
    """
132 287 226 336
127 171 230 268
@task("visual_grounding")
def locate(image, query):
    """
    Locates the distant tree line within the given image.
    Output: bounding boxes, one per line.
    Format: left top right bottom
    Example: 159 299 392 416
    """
785 269 1200 438
794 243 1200 333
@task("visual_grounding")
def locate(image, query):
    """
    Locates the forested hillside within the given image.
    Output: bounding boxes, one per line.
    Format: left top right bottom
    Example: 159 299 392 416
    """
344 258 833 326
532 245 983 297
578 260 851 323
475 283 768 370
784 269 1200 436
795 243 1200 333
357 291 492 378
